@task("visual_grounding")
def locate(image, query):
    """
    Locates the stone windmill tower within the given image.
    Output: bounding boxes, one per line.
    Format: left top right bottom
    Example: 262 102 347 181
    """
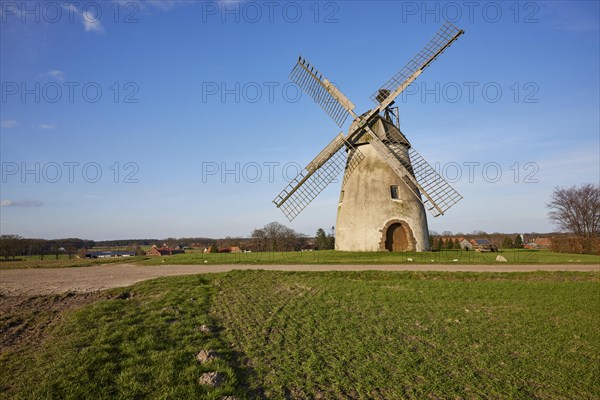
273 22 465 252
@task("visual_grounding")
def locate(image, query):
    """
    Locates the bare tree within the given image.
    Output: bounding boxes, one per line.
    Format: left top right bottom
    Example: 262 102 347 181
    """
547 183 600 238
0 235 23 261
251 222 306 251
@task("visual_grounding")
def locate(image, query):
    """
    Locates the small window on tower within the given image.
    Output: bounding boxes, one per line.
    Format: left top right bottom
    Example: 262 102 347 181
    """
390 185 399 199
339 190 345 203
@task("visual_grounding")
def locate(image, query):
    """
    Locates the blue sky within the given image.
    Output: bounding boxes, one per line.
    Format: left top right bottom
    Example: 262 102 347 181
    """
1 0 598 240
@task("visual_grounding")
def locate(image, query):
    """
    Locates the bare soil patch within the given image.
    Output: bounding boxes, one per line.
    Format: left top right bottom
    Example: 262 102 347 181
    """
0 291 109 354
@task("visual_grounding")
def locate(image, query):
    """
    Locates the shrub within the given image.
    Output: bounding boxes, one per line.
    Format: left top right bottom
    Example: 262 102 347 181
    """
550 237 600 255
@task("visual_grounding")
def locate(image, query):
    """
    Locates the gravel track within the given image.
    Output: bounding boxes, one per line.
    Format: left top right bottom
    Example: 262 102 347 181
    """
1 263 598 296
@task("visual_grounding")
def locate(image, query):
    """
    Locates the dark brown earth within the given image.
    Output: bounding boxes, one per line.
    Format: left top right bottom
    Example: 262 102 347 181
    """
0 291 109 354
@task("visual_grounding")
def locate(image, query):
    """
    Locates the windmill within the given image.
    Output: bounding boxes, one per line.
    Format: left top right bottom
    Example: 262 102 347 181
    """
273 22 465 252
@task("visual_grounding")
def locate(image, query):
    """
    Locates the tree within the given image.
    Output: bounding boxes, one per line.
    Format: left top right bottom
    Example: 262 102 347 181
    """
209 243 218 253
502 236 514 249
428 235 434 249
0 235 23 261
327 226 335 249
514 234 523 248
315 228 328 250
251 222 306 252
547 184 600 238
445 238 454 250
250 228 267 252
32 239 46 260
65 244 77 259
315 227 335 250
453 238 461 250
435 237 443 251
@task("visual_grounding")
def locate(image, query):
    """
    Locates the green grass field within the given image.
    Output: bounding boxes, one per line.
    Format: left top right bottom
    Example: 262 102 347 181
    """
141 249 600 265
2 271 598 399
2 249 598 269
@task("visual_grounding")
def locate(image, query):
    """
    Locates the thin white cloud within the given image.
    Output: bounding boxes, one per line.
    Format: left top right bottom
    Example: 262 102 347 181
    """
40 70 65 81
82 10 105 33
1 200 43 207
62 3 105 34
39 123 57 129
1 120 17 128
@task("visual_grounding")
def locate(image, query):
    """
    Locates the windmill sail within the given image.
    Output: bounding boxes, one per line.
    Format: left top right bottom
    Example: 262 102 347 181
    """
368 129 462 217
370 22 464 106
274 22 464 222
290 57 355 127
405 146 463 216
273 133 364 221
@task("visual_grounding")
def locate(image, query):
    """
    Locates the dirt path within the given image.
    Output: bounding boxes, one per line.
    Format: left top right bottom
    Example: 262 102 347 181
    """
1 263 598 296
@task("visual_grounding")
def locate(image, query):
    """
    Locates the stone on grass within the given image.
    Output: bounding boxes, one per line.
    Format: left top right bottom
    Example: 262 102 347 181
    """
198 371 224 387
197 324 214 333
196 349 219 364
115 291 132 300
496 255 508 262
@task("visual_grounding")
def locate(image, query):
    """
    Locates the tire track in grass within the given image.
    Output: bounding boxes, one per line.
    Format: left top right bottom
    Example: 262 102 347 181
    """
211 273 270 398
211 271 600 399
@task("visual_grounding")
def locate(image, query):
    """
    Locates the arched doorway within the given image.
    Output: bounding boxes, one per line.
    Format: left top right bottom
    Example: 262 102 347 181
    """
385 223 409 252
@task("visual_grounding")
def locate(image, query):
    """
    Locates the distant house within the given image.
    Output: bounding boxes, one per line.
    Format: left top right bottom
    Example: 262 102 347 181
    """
458 238 473 251
524 237 550 250
147 247 163 256
242 243 259 253
229 246 242 253
533 237 550 248
302 242 317 251
146 245 185 256
85 251 135 258
469 239 497 252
